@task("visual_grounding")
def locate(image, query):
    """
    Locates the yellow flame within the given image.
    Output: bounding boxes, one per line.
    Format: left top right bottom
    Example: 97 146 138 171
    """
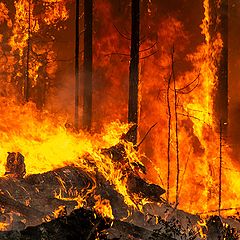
93 195 114 219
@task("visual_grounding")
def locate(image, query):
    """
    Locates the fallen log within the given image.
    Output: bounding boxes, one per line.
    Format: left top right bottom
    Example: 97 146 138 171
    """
0 193 43 219
0 208 111 240
0 208 175 240
0 166 95 227
127 173 166 202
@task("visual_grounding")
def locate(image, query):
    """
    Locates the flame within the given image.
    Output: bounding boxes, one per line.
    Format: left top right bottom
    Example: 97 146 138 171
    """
197 218 208 239
52 205 67 218
0 96 150 216
9 0 39 57
0 206 13 231
2 0 69 105
0 222 9 231
54 184 95 209
93 195 114 219
43 0 69 27
92 0 240 217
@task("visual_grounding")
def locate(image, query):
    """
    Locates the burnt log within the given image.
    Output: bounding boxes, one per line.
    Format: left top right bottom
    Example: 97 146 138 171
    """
0 193 43 220
101 125 165 202
0 208 174 240
127 173 165 202
0 208 111 240
0 166 96 227
206 216 224 240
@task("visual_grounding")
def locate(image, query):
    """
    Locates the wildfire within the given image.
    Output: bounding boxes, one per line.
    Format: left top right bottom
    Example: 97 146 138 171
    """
1 0 240 230
91 0 240 217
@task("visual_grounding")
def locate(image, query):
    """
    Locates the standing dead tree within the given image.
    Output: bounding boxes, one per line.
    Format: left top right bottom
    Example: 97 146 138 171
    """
24 0 31 102
128 0 140 145
171 47 180 207
166 46 201 206
219 119 223 217
83 0 93 131
75 0 80 130
166 66 172 203
218 0 228 130
209 0 228 132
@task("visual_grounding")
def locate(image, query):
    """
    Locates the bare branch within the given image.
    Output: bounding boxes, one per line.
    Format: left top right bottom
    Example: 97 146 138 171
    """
177 73 201 94
113 23 131 40
139 41 157 53
136 122 158 150
104 52 130 58
177 112 206 123
140 50 159 60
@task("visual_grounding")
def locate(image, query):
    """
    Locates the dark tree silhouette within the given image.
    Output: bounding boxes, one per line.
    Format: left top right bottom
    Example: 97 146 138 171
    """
218 0 228 129
75 0 80 130
128 0 140 145
24 0 31 102
209 0 228 130
83 0 93 131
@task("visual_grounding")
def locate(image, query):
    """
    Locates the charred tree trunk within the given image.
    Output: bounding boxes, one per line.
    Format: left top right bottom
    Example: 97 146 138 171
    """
24 0 31 102
209 0 228 132
128 0 140 145
218 0 228 132
172 47 180 207
219 120 223 217
75 0 80 130
83 0 93 131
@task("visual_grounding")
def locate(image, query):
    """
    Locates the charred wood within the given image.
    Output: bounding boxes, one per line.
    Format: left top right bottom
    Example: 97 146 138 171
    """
0 193 43 220
101 126 165 202
5 152 26 179
127 173 165 202
0 208 177 240
0 208 111 240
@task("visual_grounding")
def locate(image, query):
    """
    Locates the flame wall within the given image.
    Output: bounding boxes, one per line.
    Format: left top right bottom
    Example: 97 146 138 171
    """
1 0 240 217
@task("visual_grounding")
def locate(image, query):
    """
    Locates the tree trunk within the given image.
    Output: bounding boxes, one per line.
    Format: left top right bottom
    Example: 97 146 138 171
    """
24 0 31 102
209 0 228 132
218 0 228 131
75 0 80 130
128 0 140 145
83 0 93 131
